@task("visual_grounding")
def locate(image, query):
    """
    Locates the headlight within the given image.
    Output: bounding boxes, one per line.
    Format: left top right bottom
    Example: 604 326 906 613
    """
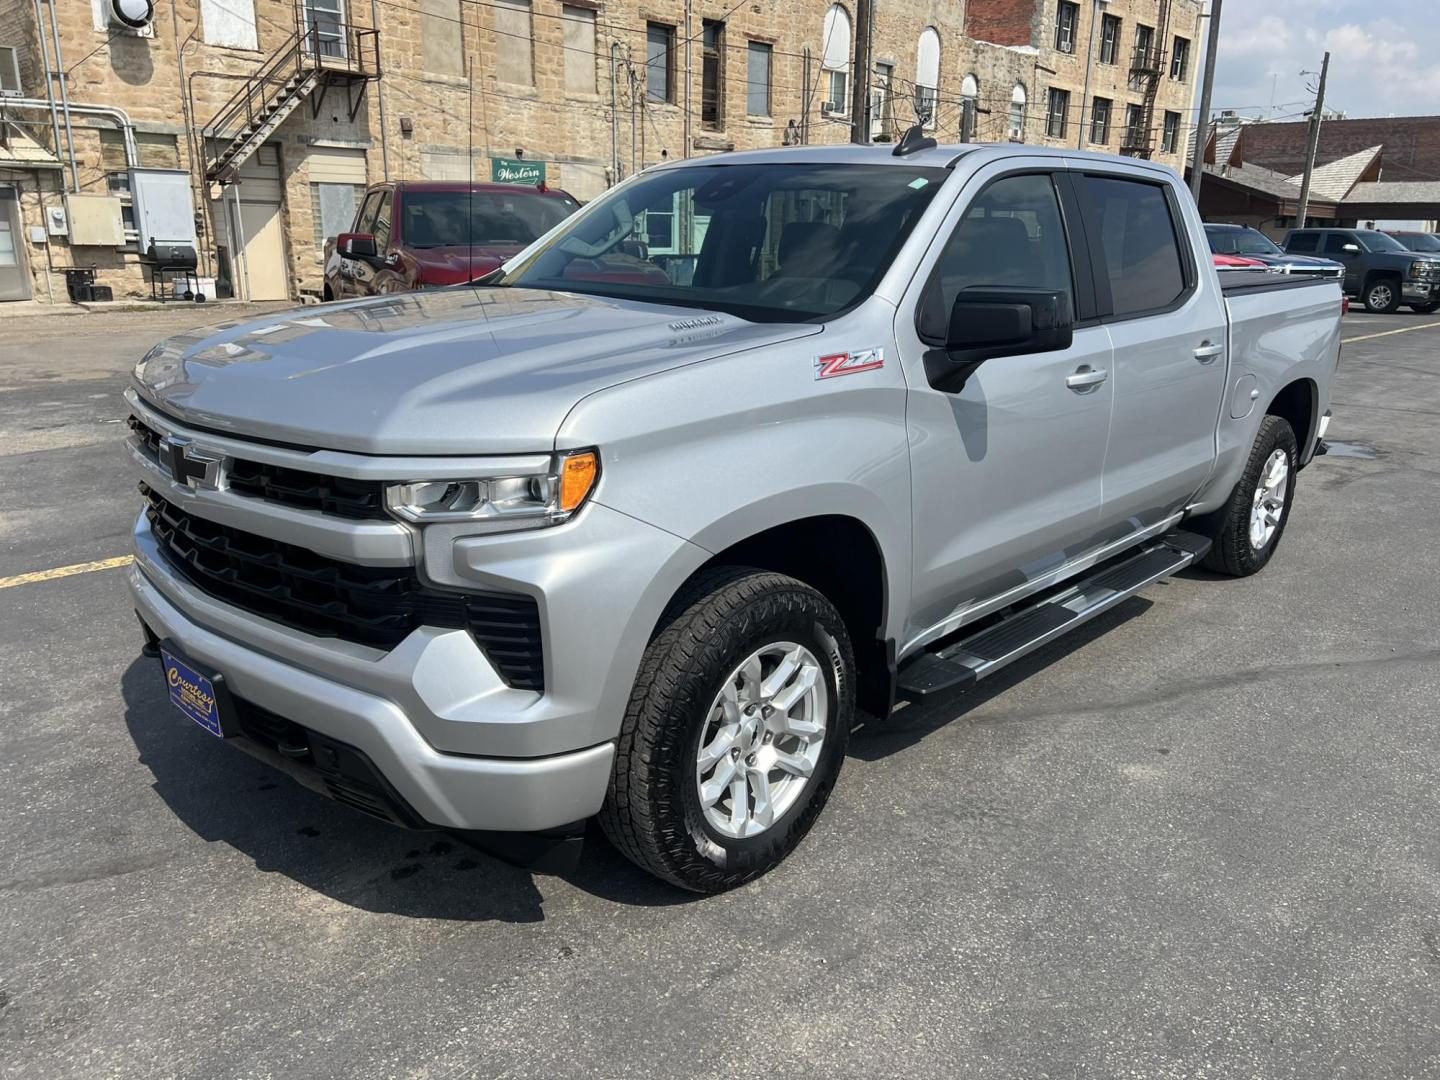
384 449 599 531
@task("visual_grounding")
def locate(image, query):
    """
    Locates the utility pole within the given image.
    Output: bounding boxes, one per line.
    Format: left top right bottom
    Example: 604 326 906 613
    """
849 0 874 143
1188 0 1222 202
1294 51 1330 229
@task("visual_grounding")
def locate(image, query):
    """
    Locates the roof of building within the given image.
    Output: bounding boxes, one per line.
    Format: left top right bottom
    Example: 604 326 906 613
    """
1283 145 1383 201
1205 159 1308 203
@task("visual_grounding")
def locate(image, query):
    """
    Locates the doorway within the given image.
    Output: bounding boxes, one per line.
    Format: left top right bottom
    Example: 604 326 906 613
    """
0 187 33 301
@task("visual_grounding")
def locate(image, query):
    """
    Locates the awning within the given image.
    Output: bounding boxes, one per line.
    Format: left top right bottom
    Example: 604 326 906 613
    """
0 122 64 170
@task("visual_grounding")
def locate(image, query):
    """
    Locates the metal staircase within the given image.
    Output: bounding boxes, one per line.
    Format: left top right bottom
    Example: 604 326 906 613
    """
1120 0 1172 159
201 6 379 185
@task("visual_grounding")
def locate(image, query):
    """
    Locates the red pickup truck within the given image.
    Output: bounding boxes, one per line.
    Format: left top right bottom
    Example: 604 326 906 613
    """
322 181 579 300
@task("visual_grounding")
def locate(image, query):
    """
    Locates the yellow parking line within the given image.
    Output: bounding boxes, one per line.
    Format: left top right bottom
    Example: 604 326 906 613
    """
0 555 133 590
1343 321 1440 345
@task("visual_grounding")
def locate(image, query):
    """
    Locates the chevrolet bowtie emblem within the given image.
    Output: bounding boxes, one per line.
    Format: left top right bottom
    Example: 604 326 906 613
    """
159 436 221 490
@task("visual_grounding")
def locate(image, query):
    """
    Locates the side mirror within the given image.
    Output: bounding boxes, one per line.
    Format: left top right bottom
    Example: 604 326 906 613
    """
1341 243 1360 253
338 232 378 259
922 287 1074 393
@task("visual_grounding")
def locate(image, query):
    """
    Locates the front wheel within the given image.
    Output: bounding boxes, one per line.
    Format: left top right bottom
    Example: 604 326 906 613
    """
1364 278 1402 313
1410 301 1440 314
598 567 854 893
1202 415 1299 577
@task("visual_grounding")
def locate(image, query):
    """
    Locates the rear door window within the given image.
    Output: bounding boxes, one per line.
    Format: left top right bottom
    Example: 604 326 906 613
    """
1286 232 1318 253
1078 174 1188 317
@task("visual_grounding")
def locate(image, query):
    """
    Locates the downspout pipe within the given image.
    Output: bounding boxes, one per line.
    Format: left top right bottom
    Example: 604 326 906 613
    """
44 0 80 192
609 42 621 182
30 0 65 191
0 99 139 167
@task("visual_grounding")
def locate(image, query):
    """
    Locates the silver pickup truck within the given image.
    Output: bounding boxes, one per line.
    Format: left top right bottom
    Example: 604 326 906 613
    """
126 141 1341 892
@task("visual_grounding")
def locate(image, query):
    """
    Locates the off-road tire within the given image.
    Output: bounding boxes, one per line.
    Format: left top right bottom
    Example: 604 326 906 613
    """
1202 415 1299 577
598 567 855 893
1363 276 1402 313
1409 301 1440 314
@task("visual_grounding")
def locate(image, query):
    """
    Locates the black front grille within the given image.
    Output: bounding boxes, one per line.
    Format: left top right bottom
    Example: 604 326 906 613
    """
128 415 388 521
143 487 545 689
227 458 389 520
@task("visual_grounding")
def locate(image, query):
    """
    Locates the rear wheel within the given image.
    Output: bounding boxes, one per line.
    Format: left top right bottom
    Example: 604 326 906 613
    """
1202 415 1299 577
598 568 854 893
1363 276 1402 313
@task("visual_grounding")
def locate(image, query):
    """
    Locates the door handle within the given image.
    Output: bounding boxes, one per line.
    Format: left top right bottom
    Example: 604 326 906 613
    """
1065 366 1108 390
1194 342 1225 363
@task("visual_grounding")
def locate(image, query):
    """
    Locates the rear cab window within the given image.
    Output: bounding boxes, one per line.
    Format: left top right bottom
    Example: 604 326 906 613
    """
1286 232 1319 253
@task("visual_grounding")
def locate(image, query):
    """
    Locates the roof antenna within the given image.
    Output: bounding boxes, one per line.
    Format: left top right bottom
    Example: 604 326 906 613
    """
893 124 937 157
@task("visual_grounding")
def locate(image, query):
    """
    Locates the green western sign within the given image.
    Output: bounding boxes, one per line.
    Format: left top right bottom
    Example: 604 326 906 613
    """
491 157 546 186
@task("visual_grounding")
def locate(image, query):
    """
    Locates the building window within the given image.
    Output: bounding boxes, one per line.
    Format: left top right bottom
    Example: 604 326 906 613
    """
201 0 258 49
1099 13 1121 65
562 6 596 95
1090 96 1111 145
1124 102 1144 147
1131 24 1155 88
1055 2 1078 54
1046 87 1069 139
746 42 772 116
821 5 851 116
1008 83 1027 141
420 0 463 76
701 20 725 129
646 22 675 103
1170 36 1190 81
312 183 365 249
494 0 534 85
960 73 979 141
871 61 894 140
1161 110 1180 153
916 27 940 129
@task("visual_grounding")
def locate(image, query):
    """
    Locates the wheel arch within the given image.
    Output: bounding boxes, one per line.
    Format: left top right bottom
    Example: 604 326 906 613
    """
1266 376 1319 459
673 513 895 719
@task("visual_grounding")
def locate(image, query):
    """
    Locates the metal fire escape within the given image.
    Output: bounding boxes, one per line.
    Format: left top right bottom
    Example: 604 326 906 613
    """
1120 0 1172 159
200 5 379 185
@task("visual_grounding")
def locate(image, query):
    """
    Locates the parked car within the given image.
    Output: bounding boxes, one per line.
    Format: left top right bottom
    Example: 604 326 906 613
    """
1283 227 1440 313
322 181 580 300
127 142 1341 892
1212 253 1268 269
1383 230 1440 255
1205 223 1344 277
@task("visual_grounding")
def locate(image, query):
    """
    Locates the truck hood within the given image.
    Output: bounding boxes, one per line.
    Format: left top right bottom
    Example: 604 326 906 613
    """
132 287 820 454
410 245 522 285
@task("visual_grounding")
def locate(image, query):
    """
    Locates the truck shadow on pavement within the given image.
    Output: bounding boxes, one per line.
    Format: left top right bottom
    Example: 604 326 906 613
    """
120 661 697 919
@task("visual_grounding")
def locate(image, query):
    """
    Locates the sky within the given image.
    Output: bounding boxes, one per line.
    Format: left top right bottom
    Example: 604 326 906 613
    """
1208 1 1440 122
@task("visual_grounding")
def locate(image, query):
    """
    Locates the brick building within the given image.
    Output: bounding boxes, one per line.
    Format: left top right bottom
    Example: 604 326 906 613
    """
0 0 1200 305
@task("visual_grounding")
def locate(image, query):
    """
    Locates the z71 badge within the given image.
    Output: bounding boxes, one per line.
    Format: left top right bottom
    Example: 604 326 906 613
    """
814 348 885 380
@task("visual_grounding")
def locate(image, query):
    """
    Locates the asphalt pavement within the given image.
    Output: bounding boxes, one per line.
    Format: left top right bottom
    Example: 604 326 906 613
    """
2 302 1439 1079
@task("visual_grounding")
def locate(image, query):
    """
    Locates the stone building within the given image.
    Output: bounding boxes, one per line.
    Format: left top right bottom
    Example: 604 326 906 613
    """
0 0 1201 305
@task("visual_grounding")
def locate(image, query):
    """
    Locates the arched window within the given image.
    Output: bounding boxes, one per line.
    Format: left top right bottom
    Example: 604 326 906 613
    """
916 27 940 129
1009 83 1028 142
960 73 979 140
821 5 852 115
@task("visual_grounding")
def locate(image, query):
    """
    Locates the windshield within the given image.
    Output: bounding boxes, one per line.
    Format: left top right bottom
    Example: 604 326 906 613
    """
1356 230 1409 253
1206 226 1283 257
1391 233 1440 253
497 163 949 321
401 191 578 249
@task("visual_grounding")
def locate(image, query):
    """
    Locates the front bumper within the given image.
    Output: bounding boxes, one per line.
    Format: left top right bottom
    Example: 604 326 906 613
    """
1403 281 1439 302
132 557 614 831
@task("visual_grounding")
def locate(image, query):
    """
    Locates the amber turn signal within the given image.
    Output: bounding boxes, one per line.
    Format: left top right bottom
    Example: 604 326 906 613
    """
558 450 599 512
